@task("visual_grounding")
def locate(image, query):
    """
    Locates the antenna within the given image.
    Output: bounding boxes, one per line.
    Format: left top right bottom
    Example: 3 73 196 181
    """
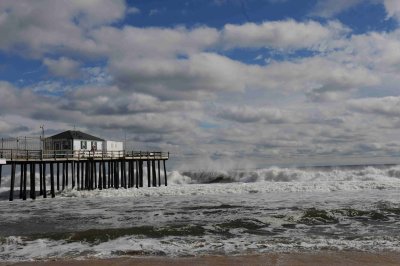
40 125 45 139
124 131 127 151
40 125 45 158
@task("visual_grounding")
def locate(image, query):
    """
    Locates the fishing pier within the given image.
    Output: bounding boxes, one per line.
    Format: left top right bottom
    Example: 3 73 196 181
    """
0 130 169 201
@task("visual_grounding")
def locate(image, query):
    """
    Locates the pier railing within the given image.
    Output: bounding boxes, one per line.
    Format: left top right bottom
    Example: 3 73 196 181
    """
0 149 169 161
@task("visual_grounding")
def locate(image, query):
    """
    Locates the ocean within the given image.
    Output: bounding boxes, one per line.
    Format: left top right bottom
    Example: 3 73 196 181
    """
1 165 400 261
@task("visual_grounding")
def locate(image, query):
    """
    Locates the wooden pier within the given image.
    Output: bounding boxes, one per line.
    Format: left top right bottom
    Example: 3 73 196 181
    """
0 149 169 201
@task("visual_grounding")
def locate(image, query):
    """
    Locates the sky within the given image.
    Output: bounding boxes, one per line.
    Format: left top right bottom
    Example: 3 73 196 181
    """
1 0 400 169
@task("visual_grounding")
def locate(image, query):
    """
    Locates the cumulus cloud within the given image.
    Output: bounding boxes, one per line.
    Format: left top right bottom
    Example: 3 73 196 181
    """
383 0 400 20
216 105 292 123
92 25 219 59
63 86 202 115
342 30 400 71
0 0 128 56
110 52 262 100
221 20 349 51
263 56 380 93
348 96 400 116
43 57 81 79
0 119 29 135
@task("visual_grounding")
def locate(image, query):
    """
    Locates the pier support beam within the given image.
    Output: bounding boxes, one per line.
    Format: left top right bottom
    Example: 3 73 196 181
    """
98 162 102 190
30 163 36 200
139 160 143 187
57 162 60 191
158 160 161 187
62 162 66 190
107 161 111 188
81 161 84 190
102 161 106 189
50 163 55 198
43 163 47 198
123 161 127 189
94 161 97 189
164 160 167 186
147 160 151 187
115 161 119 189
128 161 131 188
39 163 43 195
85 161 89 190
72 162 75 189
152 160 157 187
89 161 93 190
111 161 114 188
19 164 23 199
66 161 69 188
9 163 15 201
135 160 139 188
23 163 27 200
76 162 80 190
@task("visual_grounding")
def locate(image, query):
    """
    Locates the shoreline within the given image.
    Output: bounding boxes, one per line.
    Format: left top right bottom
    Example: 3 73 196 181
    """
3 251 400 266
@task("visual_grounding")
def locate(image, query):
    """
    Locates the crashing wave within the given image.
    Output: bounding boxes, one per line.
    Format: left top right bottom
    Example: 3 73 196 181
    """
172 165 400 185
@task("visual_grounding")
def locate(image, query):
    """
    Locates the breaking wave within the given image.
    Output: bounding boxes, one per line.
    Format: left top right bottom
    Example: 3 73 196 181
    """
171 165 400 185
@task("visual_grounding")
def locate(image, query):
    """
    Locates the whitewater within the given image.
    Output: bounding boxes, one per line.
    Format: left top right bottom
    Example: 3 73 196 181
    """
0 165 400 261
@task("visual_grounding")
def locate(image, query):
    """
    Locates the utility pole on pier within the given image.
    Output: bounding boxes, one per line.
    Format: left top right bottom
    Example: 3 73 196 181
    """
40 125 45 159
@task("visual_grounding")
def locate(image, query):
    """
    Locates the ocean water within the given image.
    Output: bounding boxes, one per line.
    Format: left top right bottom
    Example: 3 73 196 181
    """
0 165 400 261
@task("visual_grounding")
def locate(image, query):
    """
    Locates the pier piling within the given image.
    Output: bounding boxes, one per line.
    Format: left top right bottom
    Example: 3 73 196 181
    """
139 160 143 187
19 164 23 199
62 162 66 190
147 160 151 187
101 161 107 189
164 160 167 186
107 161 111 188
43 163 47 198
23 163 27 200
31 163 36 199
66 162 69 188
39 163 43 195
152 160 156 187
50 163 55 198
158 160 161 187
72 162 75 189
56 162 60 191
77 162 80 190
135 160 139 188
9 163 15 201
94 161 97 189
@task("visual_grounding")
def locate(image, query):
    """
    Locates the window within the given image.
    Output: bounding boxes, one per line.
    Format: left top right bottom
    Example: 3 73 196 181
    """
91 141 97 151
62 140 71 150
55 142 61 150
81 141 87 150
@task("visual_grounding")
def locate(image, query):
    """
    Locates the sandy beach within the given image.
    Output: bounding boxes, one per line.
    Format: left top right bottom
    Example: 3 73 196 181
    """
3 252 400 266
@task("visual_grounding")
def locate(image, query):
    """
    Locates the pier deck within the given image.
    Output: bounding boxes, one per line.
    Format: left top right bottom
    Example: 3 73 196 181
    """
0 149 169 201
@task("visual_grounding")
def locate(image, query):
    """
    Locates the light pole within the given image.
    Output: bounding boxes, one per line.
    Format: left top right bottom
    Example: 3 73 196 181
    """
40 125 45 159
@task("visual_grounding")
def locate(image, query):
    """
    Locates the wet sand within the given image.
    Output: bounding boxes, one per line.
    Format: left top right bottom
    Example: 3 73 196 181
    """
3 252 400 266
